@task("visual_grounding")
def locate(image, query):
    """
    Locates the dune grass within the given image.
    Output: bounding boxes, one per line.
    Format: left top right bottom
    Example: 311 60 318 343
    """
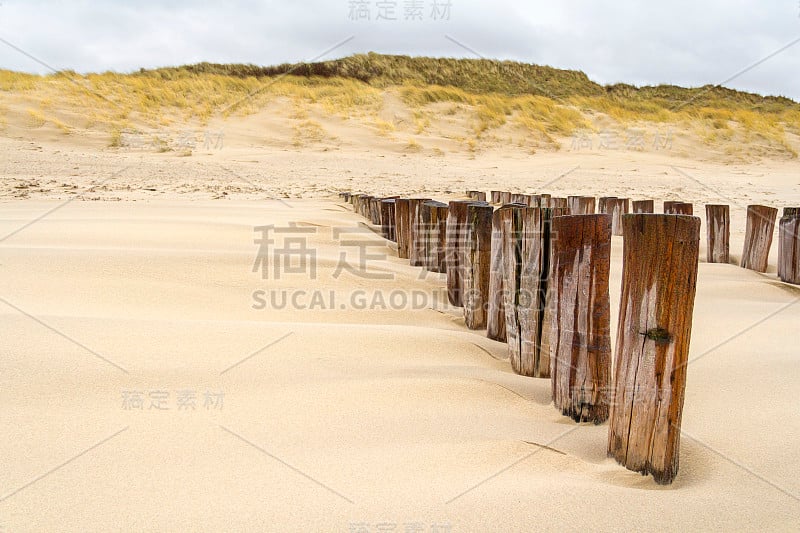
0 53 797 157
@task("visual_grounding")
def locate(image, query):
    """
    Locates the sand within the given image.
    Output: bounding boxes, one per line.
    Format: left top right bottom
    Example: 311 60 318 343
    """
1 127 800 531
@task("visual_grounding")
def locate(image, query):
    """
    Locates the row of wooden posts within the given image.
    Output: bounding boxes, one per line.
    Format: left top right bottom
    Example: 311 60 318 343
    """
341 190 798 484
351 190 800 281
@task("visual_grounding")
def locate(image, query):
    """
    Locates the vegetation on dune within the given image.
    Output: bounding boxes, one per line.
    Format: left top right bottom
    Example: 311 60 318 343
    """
0 53 797 157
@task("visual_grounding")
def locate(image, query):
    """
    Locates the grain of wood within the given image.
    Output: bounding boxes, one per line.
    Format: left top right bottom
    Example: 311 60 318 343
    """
705 205 730 264
544 214 612 423
741 205 778 273
607 214 700 485
462 203 494 329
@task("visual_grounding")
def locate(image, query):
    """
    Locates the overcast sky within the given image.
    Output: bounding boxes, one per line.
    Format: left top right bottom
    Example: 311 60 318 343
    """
1 0 798 100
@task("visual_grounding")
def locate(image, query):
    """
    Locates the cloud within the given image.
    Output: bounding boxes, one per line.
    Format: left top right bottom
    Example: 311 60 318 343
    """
0 0 798 99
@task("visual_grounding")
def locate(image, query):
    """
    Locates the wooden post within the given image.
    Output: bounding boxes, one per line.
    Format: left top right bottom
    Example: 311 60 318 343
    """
778 209 800 284
632 200 654 214
408 198 432 267
608 214 700 485
664 201 693 215
504 207 567 377
446 201 473 307
394 199 411 259
462 203 494 330
550 197 569 210
741 205 778 273
500 192 513 205
598 197 617 215
568 196 594 214
487 208 507 342
543 214 612 424
421 200 448 273
705 205 730 264
369 197 380 224
568 196 595 215
351 194 362 213
610 198 630 236
467 190 487 202
491 191 503 204
510 193 525 205
380 199 396 241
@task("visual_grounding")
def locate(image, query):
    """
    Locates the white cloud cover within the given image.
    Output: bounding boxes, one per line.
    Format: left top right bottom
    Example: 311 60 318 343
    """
1 0 798 99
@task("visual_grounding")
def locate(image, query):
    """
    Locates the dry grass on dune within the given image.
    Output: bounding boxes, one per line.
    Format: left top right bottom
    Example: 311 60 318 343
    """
0 53 798 158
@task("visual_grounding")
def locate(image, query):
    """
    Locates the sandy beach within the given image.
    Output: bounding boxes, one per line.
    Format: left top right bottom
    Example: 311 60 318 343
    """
2 135 800 531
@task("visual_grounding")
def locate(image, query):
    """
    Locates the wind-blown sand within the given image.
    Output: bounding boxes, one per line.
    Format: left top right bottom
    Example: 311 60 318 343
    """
1 125 800 531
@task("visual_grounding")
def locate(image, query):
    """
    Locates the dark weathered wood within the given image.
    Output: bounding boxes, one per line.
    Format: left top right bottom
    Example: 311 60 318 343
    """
778 213 800 284
705 205 730 264
504 207 567 377
380 199 396 241
491 191 503 204
371 197 382 225
421 200 448 273
487 208 507 342
543 214 612 424
408 198 432 267
608 214 700 485
598 197 617 215
609 198 630 236
394 199 411 259
632 200 654 214
549 197 569 210
784 207 800 218
445 201 473 307
499 192 513 205
462 204 494 329
351 193 363 213
567 196 595 215
362 195 374 218
467 190 487 202
511 193 527 205
664 202 693 215
435 204 449 275
741 205 778 273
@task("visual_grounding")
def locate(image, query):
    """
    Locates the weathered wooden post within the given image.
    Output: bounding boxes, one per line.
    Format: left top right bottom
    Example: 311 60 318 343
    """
351 194 362 213
705 205 730 264
445 200 474 307
664 201 693 215
570 196 595 215
608 214 700 485
504 207 567 377
487 208 507 342
491 191 503 204
609 198 630 236
467 190 487 202
778 208 800 284
598 197 617 215
632 200 654 214
408 198 432 267
394 199 411 259
380 199 396 241
500 192 513 205
511 193 527 205
542 214 612 424
550 197 569 210
421 200 449 273
371 197 382 225
462 203 494 329
359 195 371 218
741 205 778 273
